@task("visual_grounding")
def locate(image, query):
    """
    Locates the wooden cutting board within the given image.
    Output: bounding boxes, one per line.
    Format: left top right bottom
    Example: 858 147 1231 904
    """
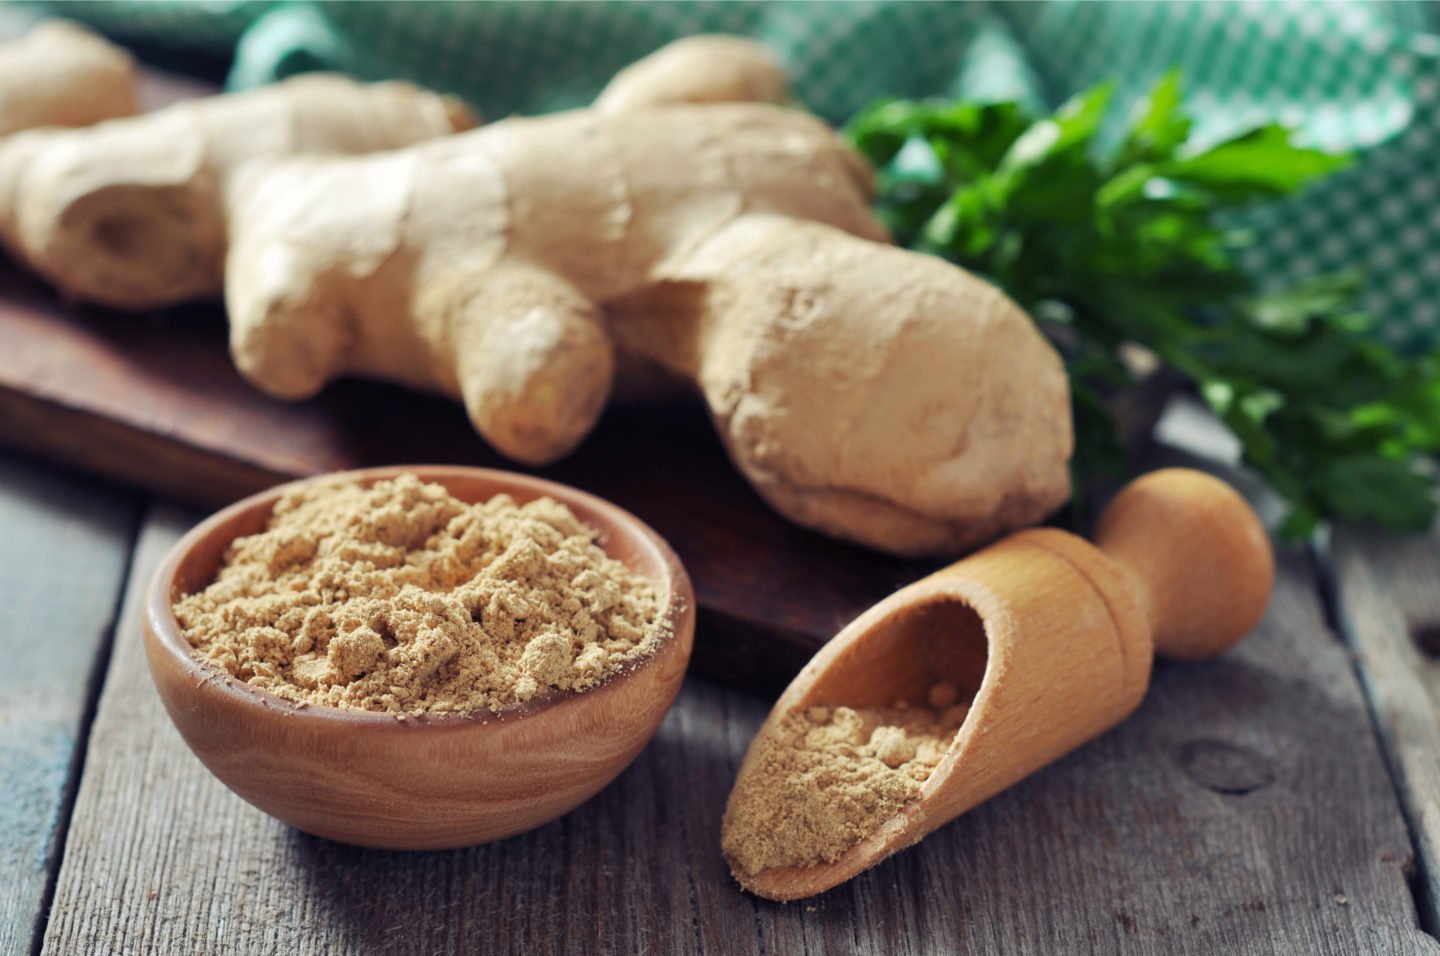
0 263 932 691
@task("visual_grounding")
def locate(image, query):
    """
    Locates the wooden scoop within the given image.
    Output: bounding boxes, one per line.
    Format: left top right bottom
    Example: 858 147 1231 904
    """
723 468 1275 900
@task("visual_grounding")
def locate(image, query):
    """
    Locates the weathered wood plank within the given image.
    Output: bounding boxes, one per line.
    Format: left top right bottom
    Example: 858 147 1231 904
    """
41 484 1435 954
0 453 137 955
1329 521 1440 931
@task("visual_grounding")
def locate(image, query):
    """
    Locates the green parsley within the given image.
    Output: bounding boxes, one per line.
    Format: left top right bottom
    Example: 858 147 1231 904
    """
846 72 1440 537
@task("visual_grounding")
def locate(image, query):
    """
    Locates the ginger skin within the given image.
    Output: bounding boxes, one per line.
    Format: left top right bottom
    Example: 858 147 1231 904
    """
594 35 790 113
0 73 474 309
0 21 138 136
225 38 1072 557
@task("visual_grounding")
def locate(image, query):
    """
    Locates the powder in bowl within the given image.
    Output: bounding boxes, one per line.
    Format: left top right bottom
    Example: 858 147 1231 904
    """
172 473 667 717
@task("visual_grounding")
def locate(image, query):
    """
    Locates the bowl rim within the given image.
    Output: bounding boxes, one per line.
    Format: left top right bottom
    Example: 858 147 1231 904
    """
144 464 695 730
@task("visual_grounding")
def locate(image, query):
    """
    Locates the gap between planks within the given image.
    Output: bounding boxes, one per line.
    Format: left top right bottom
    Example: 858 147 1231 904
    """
1324 522 1440 939
0 453 139 956
38 478 1440 955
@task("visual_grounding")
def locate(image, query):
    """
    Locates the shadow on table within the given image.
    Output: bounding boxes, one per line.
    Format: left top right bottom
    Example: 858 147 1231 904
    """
280 678 770 953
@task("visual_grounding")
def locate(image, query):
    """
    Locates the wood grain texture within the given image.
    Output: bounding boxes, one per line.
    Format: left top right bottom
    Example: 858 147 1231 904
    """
0 453 137 954
1330 522 1440 931
40 498 1436 954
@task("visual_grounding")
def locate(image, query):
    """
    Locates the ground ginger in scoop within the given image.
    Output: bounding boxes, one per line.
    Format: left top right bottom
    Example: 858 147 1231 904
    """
173 474 665 717
722 681 969 875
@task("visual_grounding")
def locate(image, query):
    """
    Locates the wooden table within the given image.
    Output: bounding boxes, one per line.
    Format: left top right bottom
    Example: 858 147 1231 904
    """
2 402 1439 955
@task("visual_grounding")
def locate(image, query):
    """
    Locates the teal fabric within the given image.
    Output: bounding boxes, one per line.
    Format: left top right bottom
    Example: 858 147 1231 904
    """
33 0 1440 351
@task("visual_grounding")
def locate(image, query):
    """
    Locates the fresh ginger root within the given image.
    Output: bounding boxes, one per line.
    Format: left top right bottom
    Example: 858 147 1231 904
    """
0 73 474 309
0 20 138 136
594 34 790 113
224 38 1071 556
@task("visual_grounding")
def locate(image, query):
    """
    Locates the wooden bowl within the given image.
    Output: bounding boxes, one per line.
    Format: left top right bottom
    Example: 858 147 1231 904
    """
143 465 695 850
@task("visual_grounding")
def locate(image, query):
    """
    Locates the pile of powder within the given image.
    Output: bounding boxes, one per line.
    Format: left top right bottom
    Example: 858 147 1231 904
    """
722 681 969 875
173 474 667 717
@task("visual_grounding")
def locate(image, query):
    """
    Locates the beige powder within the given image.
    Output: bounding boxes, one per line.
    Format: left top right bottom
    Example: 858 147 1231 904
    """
173 474 666 717
722 681 968 875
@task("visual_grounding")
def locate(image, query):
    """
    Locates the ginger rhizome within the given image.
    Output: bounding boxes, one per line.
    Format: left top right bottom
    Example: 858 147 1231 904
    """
0 33 1071 556
594 34 791 113
223 38 1071 556
0 20 138 137
0 73 474 309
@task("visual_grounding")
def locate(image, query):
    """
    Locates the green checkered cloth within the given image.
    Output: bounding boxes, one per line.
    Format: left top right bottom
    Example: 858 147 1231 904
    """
33 0 1440 352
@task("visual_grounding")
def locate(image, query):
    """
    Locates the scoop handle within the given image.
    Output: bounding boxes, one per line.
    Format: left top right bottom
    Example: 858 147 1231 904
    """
1093 468 1274 660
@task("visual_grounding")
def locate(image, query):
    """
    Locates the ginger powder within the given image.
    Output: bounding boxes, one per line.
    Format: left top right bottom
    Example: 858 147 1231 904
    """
173 474 666 717
722 681 968 875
